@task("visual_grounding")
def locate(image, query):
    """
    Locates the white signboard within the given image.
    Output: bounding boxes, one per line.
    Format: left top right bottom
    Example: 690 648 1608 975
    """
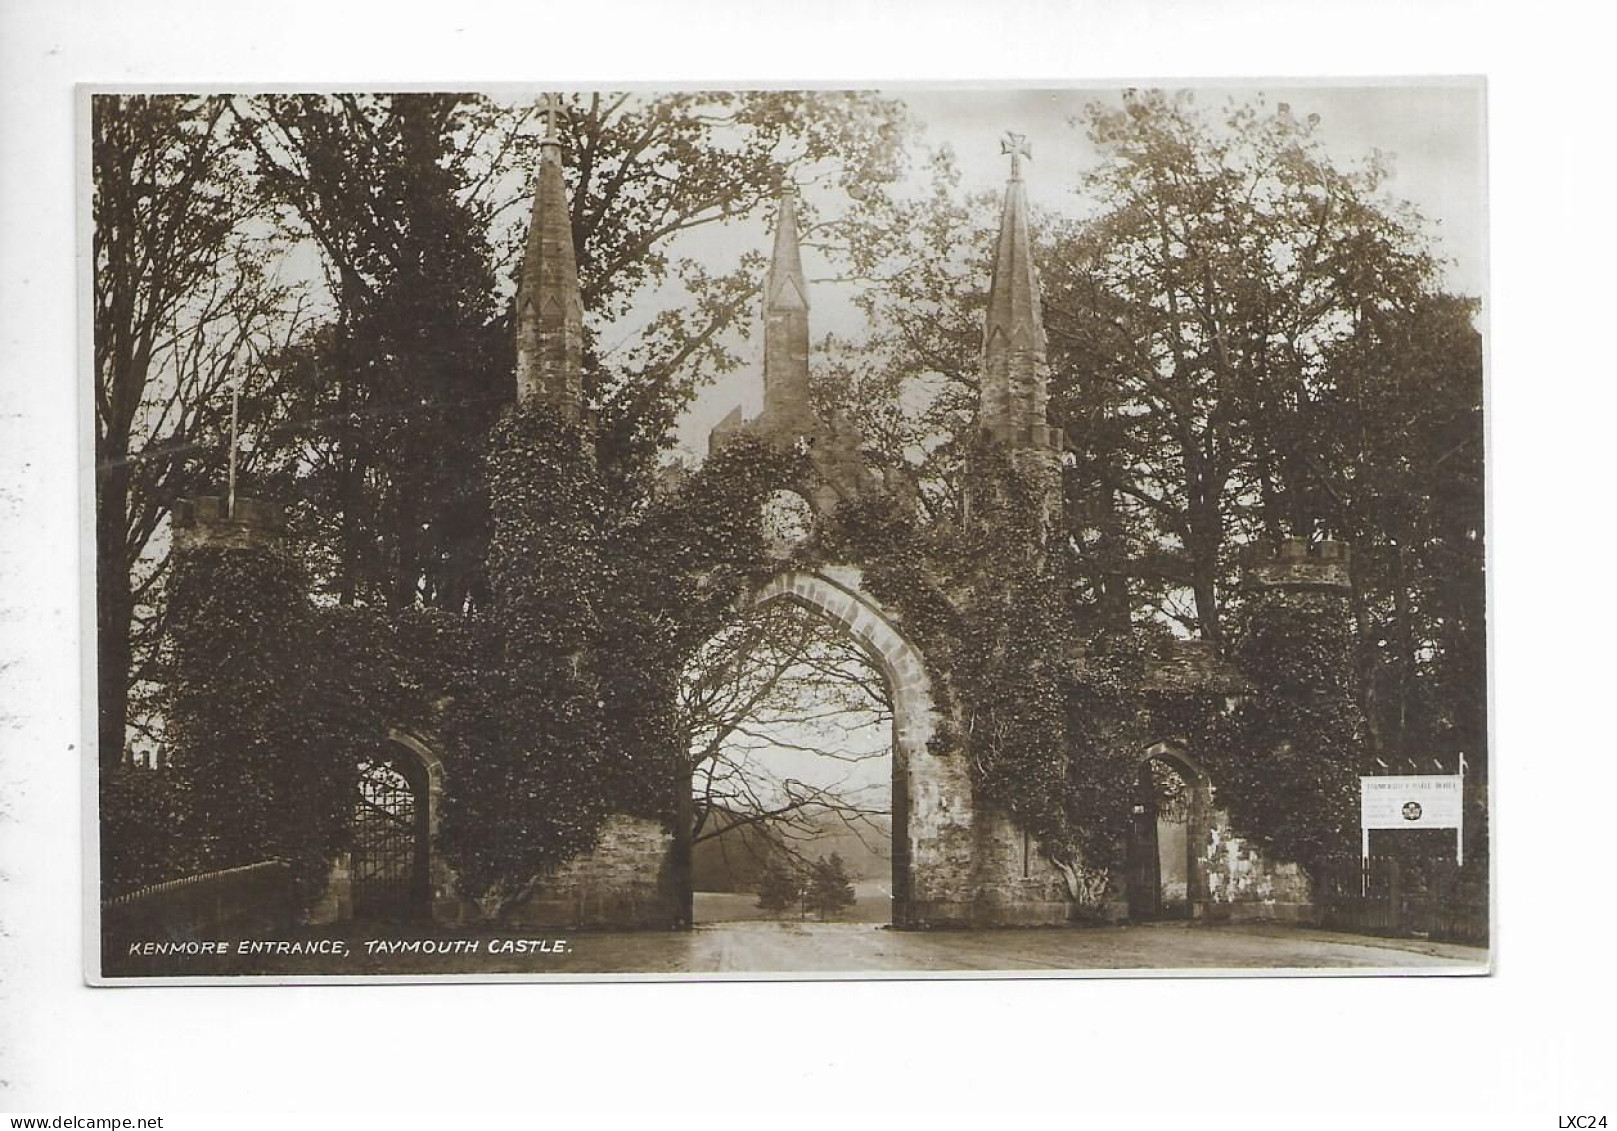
1360 773 1465 863
1360 775 1462 829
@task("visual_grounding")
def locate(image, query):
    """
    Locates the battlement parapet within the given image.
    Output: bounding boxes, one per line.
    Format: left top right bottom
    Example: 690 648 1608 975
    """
1143 638 1248 694
173 496 286 553
1244 537 1352 592
1068 637 1248 695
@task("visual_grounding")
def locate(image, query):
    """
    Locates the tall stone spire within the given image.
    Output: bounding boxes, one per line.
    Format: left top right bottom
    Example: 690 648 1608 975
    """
980 132 1051 450
760 183 812 431
515 94 584 419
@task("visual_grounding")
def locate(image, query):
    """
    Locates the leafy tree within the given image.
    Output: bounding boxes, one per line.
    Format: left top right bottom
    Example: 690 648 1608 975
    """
100 92 914 903
221 91 912 610
541 91 910 506
1296 292 1485 771
99 758 183 895
1044 91 1460 645
92 93 302 771
232 93 504 611
806 853 857 920
810 89 1485 883
680 601 892 867
835 88 1482 751
161 539 351 899
822 147 994 525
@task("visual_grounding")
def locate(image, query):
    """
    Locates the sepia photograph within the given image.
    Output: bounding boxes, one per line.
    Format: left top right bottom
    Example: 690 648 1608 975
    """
85 82 1489 982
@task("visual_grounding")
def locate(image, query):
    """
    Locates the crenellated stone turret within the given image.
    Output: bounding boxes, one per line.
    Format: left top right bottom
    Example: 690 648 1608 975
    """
172 495 287 554
514 98 585 419
1244 537 1353 592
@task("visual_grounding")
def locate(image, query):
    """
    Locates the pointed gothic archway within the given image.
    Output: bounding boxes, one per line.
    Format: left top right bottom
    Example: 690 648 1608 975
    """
343 727 448 924
1126 741 1216 921
351 751 429 920
743 566 976 928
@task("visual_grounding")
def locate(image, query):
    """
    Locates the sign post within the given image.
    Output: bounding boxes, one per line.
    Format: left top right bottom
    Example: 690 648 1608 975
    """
1457 754 1466 866
1359 771 1465 866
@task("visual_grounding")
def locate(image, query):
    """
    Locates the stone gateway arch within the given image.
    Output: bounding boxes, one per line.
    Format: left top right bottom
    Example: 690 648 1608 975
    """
167 111 1354 934
748 567 972 928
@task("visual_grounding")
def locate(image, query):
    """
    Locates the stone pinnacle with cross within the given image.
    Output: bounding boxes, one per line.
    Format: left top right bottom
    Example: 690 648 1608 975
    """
540 92 565 147
1001 131 1031 180
979 127 1049 449
515 90 584 417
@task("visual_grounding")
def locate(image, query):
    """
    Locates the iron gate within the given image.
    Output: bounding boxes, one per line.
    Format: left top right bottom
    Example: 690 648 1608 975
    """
351 754 429 920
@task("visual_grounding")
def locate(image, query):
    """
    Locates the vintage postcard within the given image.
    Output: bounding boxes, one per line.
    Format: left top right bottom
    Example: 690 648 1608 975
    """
84 81 1490 982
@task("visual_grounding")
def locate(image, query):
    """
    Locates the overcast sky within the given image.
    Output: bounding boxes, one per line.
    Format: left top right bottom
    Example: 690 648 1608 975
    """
671 81 1486 457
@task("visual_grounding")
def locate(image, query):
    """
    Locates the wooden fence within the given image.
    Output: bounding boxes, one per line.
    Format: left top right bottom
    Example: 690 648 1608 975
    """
1314 856 1488 945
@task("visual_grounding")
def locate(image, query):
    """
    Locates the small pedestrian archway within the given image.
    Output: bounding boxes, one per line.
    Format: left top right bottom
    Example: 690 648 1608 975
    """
347 729 444 923
1126 742 1216 921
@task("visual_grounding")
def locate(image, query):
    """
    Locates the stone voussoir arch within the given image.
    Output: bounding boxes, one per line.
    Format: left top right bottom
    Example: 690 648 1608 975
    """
381 725 474 925
742 565 977 927
1135 738 1219 920
386 726 447 834
1140 739 1212 787
746 567 930 716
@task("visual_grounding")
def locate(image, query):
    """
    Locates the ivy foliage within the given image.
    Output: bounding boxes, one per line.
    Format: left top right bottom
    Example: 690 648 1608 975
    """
435 407 614 911
100 760 185 896
1208 589 1365 870
811 488 962 722
151 540 478 901
949 443 1075 854
1055 588 1366 880
438 412 807 912
147 415 808 915
1061 634 1187 879
152 412 1365 916
809 432 1366 887
811 438 1089 871
161 543 349 901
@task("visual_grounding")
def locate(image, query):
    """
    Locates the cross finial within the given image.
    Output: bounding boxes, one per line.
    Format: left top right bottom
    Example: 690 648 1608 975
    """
1001 131 1032 180
541 92 564 146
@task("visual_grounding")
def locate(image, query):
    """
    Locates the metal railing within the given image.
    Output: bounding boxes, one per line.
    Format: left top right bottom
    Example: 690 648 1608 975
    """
102 859 295 943
1314 855 1488 945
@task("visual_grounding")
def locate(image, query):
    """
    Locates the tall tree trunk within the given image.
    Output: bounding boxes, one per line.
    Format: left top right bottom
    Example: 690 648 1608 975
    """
1350 573 1383 758
334 297 361 606
1097 483 1131 632
96 463 134 773
1186 456 1223 642
1391 539 1416 759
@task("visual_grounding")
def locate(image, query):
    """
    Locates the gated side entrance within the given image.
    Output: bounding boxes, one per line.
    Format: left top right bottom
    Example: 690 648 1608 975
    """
350 747 431 921
1126 744 1215 921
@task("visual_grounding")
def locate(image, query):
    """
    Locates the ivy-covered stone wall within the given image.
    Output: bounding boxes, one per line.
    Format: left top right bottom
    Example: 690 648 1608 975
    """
154 423 1367 931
